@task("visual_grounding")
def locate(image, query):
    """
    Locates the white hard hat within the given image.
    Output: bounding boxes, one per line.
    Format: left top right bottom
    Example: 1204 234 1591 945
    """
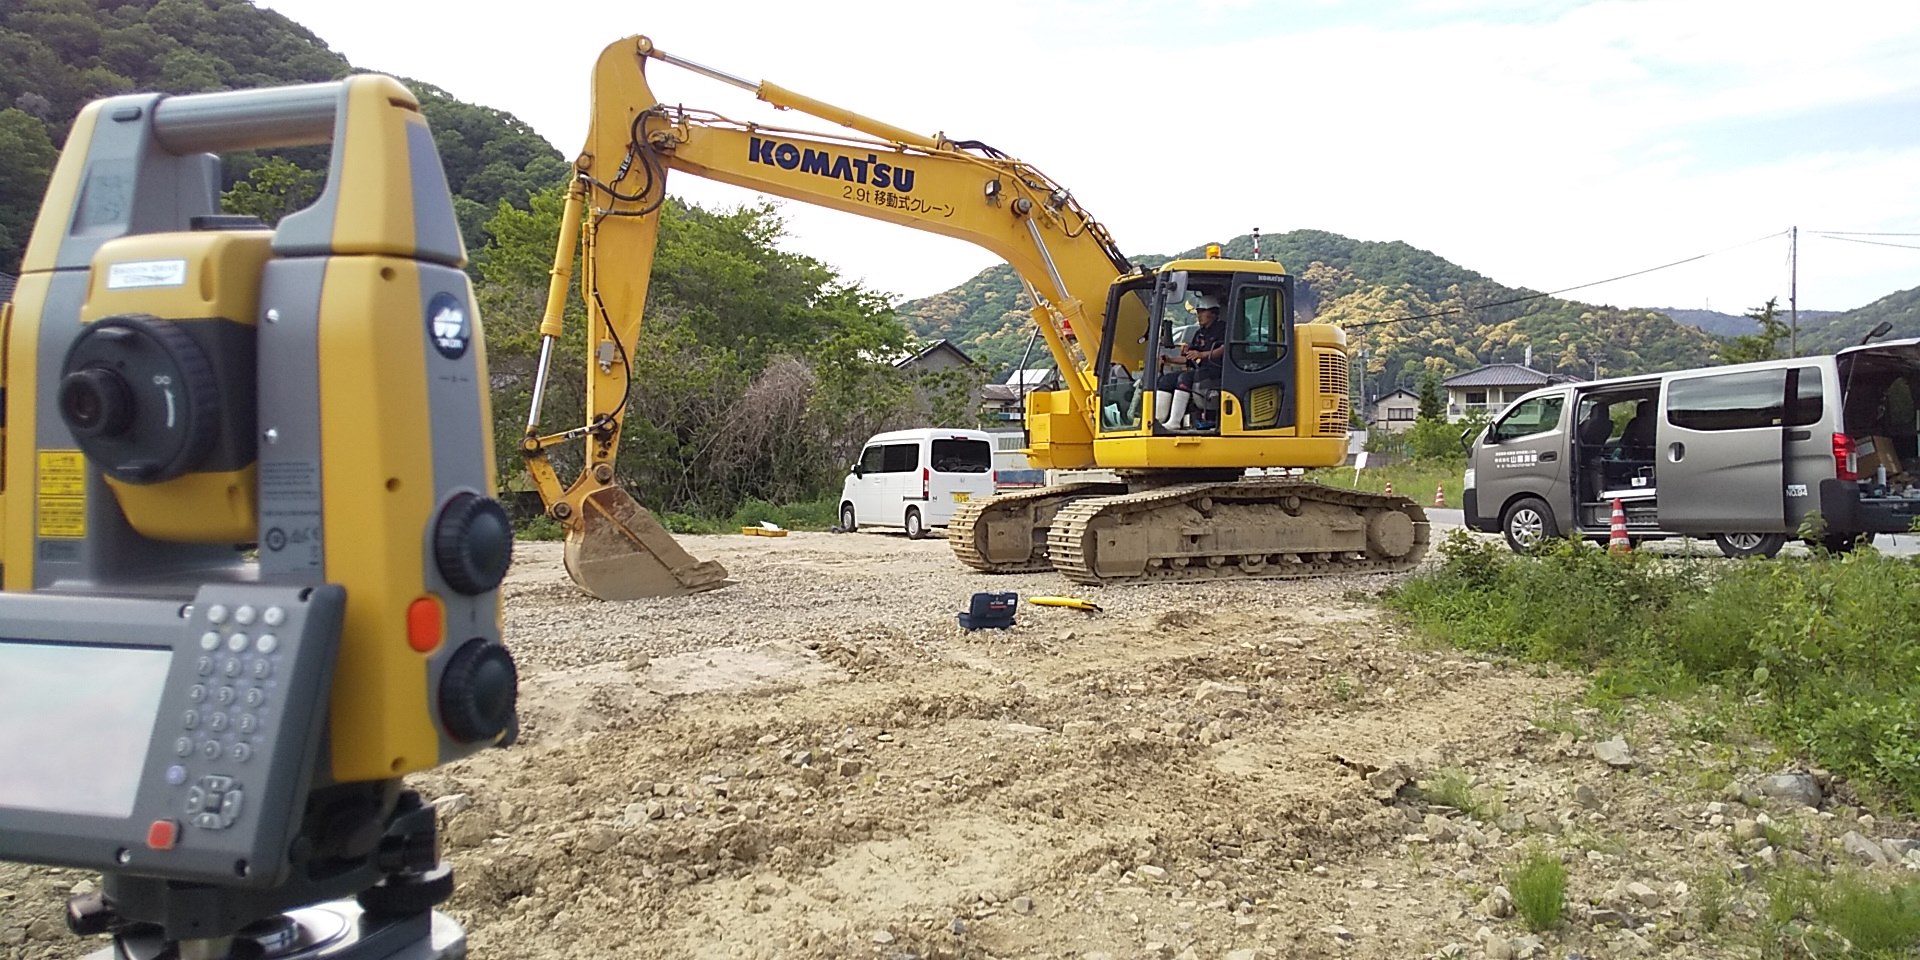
1192 294 1222 310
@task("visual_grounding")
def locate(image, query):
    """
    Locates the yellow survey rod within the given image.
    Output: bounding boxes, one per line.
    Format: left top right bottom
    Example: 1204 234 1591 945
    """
1028 596 1101 612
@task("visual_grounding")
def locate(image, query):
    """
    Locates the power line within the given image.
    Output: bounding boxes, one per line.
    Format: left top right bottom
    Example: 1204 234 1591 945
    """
1343 229 1789 331
1819 235 1920 251
1808 230 1920 237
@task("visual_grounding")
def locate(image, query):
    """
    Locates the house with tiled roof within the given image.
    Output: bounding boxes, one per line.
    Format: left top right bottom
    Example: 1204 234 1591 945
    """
1441 363 1578 421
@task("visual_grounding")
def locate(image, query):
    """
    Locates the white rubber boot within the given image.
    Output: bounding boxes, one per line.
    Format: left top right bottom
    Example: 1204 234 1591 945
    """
1162 390 1191 430
1153 390 1173 424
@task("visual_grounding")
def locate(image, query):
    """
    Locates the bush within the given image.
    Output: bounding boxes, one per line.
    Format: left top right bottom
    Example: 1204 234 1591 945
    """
1405 417 1469 461
728 496 839 532
1388 532 1920 810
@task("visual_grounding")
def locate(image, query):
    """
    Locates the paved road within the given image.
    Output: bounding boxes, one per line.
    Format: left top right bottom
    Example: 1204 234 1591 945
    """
1420 507 1918 558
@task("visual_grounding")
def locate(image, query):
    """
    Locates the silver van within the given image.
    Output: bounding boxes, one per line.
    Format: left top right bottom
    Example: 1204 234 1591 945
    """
1463 340 1920 557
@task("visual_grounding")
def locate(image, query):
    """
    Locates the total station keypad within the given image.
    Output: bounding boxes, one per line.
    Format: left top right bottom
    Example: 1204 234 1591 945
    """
174 602 284 830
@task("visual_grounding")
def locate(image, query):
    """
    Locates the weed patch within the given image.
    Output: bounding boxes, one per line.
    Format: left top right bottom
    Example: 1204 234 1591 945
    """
1505 848 1566 933
1417 768 1492 819
1388 532 1920 811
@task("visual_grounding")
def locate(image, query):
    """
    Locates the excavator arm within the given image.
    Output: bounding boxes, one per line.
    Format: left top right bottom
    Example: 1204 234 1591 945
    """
523 35 1142 599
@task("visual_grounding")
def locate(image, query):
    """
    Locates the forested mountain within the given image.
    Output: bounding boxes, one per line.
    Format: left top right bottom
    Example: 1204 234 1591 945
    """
1653 306 1843 338
1792 287 1920 354
0 0 566 270
902 229 1726 392
1655 307 1760 337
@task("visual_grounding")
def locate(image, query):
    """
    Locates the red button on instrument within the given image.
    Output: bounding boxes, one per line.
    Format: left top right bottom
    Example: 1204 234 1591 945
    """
147 819 179 850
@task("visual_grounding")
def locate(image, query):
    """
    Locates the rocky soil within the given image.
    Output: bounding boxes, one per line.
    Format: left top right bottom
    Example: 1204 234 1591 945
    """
3 530 1915 959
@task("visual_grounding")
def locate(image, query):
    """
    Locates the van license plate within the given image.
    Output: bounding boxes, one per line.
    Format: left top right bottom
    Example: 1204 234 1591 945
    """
952 492 970 503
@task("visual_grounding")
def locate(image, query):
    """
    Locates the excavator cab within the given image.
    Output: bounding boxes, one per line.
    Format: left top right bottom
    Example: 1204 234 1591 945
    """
1093 264 1294 437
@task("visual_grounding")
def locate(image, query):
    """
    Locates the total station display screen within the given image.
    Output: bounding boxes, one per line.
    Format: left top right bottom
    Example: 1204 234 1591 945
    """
0 641 172 818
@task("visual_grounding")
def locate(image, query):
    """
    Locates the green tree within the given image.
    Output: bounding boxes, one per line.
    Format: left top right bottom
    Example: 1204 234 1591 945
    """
0 106 58 269
477 186 924 520
1416 371 1445 420
1720 297 1790 364
219 156 322 225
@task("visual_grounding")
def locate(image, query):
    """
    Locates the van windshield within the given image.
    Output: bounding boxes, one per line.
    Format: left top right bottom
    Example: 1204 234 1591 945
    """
931 438 992 473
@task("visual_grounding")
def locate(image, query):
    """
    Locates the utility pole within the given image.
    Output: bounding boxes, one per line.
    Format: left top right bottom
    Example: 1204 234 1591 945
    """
1352 347 1367 423
1789 226 1799 356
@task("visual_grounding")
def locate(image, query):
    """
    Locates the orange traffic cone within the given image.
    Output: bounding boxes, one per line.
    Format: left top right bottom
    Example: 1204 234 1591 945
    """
1384 480 1394 496
1607 498 1631 554
1434 482 1446 508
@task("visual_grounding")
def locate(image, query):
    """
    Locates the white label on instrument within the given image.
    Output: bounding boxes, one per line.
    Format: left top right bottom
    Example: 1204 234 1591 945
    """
107 259 187 289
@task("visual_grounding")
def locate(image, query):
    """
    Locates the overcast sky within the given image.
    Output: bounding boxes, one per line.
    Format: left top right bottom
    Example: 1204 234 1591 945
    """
256 0 1920 314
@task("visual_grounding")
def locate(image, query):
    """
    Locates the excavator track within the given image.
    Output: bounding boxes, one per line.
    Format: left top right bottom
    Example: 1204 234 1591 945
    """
1045 480 1429 586
949 482 1127 574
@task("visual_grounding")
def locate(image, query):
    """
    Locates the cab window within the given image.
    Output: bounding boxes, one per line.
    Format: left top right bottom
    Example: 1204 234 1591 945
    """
1230 287 1285 371
1489 395 1564 443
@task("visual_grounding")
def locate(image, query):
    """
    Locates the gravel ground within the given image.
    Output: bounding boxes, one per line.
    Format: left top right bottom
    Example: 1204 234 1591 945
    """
3 529 1916 959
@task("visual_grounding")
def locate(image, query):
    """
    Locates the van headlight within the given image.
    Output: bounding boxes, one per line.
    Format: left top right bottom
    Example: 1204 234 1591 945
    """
1463 468 1476 490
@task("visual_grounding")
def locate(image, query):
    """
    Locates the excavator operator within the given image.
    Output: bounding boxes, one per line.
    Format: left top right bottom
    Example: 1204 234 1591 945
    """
1157 294 1227 430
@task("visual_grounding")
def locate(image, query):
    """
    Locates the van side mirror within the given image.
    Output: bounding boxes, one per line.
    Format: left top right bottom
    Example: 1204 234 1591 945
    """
1459 427 1476 451
851 463 864 478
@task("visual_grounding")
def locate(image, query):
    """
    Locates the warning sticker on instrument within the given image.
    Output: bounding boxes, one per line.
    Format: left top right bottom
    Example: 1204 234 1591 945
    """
37 451 87 538
39 451 86 495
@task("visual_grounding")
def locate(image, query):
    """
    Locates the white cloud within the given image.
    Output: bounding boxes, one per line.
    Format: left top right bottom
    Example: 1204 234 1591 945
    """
254 0 1920 311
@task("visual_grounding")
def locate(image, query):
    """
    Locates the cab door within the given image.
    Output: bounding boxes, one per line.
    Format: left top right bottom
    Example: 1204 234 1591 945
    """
1655 367 1796 533
1476 391 1569 521
1219 275 1296 430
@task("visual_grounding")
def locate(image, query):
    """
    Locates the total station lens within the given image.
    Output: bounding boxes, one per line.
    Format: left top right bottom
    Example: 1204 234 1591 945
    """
59 368 133 437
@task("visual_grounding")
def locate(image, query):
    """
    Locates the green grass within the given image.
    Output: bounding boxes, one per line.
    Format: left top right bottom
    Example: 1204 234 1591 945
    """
1762 868 1920 958
1304 458 1464 508
1694 870 1731 933
1417 768 1492 819
1817 872 1920 956
1505 849 1567 933
691 495 839 533
1386 531 1920 812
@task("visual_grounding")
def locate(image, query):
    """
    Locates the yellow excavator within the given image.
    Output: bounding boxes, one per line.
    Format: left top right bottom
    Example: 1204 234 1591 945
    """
523 35 1429 599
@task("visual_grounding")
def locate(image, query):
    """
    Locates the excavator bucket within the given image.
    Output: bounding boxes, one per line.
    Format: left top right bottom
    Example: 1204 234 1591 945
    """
562 487 732 599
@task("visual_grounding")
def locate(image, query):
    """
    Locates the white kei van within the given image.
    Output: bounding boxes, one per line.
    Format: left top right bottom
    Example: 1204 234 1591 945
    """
839 429 997 538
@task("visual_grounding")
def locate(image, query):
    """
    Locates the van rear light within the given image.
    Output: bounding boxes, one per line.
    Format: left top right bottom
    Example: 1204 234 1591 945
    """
992 469 999 486
1833 433 1860 481
922 466 930 499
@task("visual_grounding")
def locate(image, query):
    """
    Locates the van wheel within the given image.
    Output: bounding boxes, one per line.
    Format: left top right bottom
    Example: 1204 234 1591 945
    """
839 502 857 533
1715 533 1785 559
1501 497 1559 554
904 507 926 540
